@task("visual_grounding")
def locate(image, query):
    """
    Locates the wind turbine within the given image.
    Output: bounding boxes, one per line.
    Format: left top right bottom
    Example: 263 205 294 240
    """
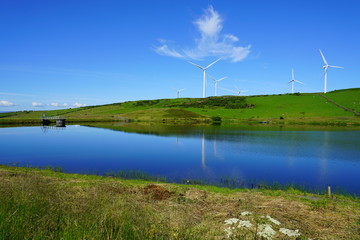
188 58 222 98
288 68 304 94
234 86 248 96
220 86 248 96
319 49 343 93
208 75 227 96
173 88 186 98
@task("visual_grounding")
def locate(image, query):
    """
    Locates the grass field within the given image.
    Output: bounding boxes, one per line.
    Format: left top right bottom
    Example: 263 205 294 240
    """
1 88 359 125
1 165 359 239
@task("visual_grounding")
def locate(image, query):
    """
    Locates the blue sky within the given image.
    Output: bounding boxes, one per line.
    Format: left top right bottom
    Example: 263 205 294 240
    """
1 0 359 111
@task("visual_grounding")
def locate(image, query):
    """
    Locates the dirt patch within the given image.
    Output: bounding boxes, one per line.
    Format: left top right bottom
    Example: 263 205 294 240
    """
143 184 174 200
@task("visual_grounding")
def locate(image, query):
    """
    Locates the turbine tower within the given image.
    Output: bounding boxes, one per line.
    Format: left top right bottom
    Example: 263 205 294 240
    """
174 88 186 98
288 68 304 94
208 75 227 96
319 50 343 93
189 58 221 98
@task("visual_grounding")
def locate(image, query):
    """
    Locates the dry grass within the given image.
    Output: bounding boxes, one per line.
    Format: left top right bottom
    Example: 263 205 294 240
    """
0 167 359 239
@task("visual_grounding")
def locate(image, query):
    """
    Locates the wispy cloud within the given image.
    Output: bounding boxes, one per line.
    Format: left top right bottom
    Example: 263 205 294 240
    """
72 102 86 107
0 65 123 78
155 6 251 62
48 102 68 107
32 102 44 107
0 100 17 107
0 92 36 97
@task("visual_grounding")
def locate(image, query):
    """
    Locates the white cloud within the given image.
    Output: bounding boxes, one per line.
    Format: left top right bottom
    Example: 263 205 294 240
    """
0 100 16 107
72 102 86 107
48 102 68 107
155 43 185 58
155 6 251 62
32 102 44 107
194 6 223 38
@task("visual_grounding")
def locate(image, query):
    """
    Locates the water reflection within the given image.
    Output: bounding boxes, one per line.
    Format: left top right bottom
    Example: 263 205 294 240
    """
319 131 329 186
41 125 66 133
0 123 359 194
201 133 206 169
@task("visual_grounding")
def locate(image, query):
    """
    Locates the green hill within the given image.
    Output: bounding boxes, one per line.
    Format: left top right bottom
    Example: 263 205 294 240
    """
1 88 360 125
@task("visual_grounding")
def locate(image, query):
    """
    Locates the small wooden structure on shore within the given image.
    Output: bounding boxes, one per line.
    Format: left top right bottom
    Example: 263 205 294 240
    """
41 115 66 127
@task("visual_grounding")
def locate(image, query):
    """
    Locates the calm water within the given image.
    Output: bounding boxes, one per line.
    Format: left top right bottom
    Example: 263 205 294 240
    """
1 124 360 194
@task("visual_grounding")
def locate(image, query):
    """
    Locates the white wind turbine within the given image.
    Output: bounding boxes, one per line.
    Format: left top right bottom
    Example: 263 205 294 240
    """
174 88 186 98
220 86 248 96
208 75 227 96
319 49 343 93
288 68 304 94
234 86 248 96
188 58 222 98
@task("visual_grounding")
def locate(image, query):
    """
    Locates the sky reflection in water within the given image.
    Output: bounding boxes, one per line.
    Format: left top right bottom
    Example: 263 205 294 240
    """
0 124 359 194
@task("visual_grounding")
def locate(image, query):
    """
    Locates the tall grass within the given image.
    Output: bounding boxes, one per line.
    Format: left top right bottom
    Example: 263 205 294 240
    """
0 172 213 239
105 170 167 182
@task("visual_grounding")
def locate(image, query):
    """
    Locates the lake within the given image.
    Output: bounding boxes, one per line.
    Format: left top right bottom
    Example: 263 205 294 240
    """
1 123 359 195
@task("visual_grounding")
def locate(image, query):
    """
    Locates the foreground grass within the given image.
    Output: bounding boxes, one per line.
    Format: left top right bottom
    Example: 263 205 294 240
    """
1 165 359 239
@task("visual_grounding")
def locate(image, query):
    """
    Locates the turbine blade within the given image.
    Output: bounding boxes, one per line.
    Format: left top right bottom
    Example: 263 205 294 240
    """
329 65 344 69
219 87 236 93
205 57 222 69
179 88 186 92
319 49 328 65
294 80 304 84
218 77 227 82
292 68 294 80
188 61 204 70
235 85 240 91
288 80 293 84
207 74 216 81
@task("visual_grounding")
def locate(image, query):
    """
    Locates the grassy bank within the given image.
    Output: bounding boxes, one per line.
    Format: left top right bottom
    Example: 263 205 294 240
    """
1 165 359 239
1 88 360 125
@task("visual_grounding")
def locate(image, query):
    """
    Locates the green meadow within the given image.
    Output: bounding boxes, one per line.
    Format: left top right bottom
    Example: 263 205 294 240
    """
1 88 359 125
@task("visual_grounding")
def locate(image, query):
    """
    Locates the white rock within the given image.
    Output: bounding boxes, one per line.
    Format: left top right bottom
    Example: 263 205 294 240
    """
241 211 252 216
266 215 281 225
238 220 253 228
224 218 239 225
257 224 276 240
279 228 301 237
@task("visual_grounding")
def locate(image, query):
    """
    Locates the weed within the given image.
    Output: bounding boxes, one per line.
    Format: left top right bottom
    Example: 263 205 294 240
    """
105 170 167 182
309 199 329 210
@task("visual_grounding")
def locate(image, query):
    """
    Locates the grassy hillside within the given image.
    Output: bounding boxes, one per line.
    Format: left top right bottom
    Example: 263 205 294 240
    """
1 165 359 239
1 88 359 125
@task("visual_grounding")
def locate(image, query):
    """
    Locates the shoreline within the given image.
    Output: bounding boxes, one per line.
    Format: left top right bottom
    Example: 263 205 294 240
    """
1 117 360 128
